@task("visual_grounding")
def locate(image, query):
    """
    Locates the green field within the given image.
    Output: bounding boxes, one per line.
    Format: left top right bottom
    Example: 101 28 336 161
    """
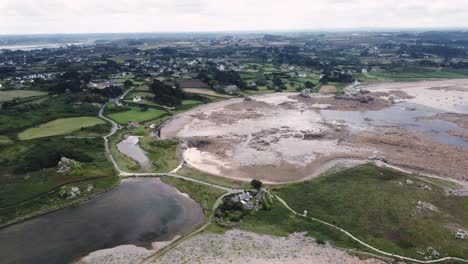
0 95 101 136
160 176 226 216
107 106 167 125
139 138 180 172
18 117 106 140
273 164 468 259
0 90 47 102
369 67 468 80
0 137 117 226
238 204 363 250
177 166 250 189
0 135 12 145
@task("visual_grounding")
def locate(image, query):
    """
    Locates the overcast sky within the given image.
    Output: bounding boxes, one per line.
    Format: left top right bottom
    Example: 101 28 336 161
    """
1 0 468 34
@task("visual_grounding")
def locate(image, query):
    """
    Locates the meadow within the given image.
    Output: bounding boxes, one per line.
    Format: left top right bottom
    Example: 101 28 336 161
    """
0 90 47 102
18 116 107 140
272 164 468 259
107 106 167 124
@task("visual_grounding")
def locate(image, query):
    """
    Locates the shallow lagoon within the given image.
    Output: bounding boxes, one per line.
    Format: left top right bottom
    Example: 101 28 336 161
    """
0 178 204 264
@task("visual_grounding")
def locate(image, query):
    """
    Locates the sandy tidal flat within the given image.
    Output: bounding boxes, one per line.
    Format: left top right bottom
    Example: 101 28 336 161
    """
161 80 468 183
152 230 386 264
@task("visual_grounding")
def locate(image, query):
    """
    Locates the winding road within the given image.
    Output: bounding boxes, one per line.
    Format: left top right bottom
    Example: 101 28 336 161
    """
98 88 468 264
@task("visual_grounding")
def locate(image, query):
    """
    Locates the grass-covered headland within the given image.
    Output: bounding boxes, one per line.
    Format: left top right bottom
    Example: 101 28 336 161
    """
250 164 468 260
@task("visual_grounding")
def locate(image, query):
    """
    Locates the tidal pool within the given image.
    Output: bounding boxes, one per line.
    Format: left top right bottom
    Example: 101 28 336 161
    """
0 178 204 264
117 136 152 169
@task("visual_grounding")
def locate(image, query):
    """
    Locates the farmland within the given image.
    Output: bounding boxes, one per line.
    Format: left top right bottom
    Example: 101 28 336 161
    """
107 106 168 124
0 90 47 102
18 116 107 140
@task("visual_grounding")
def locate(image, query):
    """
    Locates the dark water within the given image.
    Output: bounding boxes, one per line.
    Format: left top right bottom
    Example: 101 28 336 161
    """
315 102 468 148
0 178 204 264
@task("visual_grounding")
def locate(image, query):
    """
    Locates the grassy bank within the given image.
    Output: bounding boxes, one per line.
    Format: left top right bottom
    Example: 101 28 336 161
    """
0 137 118 225
273 164 468 259
177 166 250 189
0 176 119 227
238 203 365 251
159 176 226 216
139 138 180 172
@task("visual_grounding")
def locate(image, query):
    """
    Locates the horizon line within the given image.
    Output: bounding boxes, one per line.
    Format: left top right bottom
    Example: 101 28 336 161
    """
2 27 468 37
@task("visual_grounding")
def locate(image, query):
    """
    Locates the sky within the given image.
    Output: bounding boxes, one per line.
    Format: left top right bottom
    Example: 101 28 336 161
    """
1 0 468 34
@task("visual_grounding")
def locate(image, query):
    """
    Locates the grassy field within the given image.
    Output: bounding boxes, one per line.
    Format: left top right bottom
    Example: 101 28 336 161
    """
107 106 167 125
182 88 233 98
0 90 47 102
273 164 468 259
139 138 180 172
0 135 12 145
18 117 106 140
369 67 468 80
0 95 101 136
173 99 205 112
238 204 364 250
160 176 226 216
177 166 250 189
124 91 154 100
0 137 117 225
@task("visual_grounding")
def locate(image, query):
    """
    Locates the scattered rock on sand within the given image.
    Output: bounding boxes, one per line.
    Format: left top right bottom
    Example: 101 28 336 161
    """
151 230 387 264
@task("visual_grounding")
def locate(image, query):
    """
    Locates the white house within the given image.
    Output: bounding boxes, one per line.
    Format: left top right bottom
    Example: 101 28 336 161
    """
298 72 308 78
133 96 142 102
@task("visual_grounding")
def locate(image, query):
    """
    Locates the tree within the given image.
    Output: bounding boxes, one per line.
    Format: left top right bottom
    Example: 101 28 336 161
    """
250 179 263 190
304 81 315 89
124 80 133 88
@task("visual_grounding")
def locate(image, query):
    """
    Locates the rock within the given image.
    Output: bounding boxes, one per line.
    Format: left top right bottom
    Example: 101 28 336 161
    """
419 184 432 191
359 89 370 94
368 155 388 163
427 247 440 258
58 186 81 199
303 133 324 140
455 229 468 240
300 88 311 98
57 157 78 173
359 95 374 103
188 140 210 148
416 201 439 212
243 96 253 102
406 179 414 184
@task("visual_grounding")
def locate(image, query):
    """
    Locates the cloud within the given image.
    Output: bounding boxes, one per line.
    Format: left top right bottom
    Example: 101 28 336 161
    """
0 0 468 34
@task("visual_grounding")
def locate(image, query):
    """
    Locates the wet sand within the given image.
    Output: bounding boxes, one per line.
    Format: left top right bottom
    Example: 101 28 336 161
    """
161 79 468 183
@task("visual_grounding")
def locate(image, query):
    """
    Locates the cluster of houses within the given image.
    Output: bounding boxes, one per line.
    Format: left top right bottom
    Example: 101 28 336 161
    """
89 79 124 89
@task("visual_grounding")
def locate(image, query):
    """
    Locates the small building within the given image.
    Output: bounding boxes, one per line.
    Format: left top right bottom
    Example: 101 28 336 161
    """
238 191 252 203
127 121 140 128
133 96 142 102
298 72 308 78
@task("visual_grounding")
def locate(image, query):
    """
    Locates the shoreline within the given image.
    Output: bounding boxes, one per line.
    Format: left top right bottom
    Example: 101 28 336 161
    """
0 176 121 230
